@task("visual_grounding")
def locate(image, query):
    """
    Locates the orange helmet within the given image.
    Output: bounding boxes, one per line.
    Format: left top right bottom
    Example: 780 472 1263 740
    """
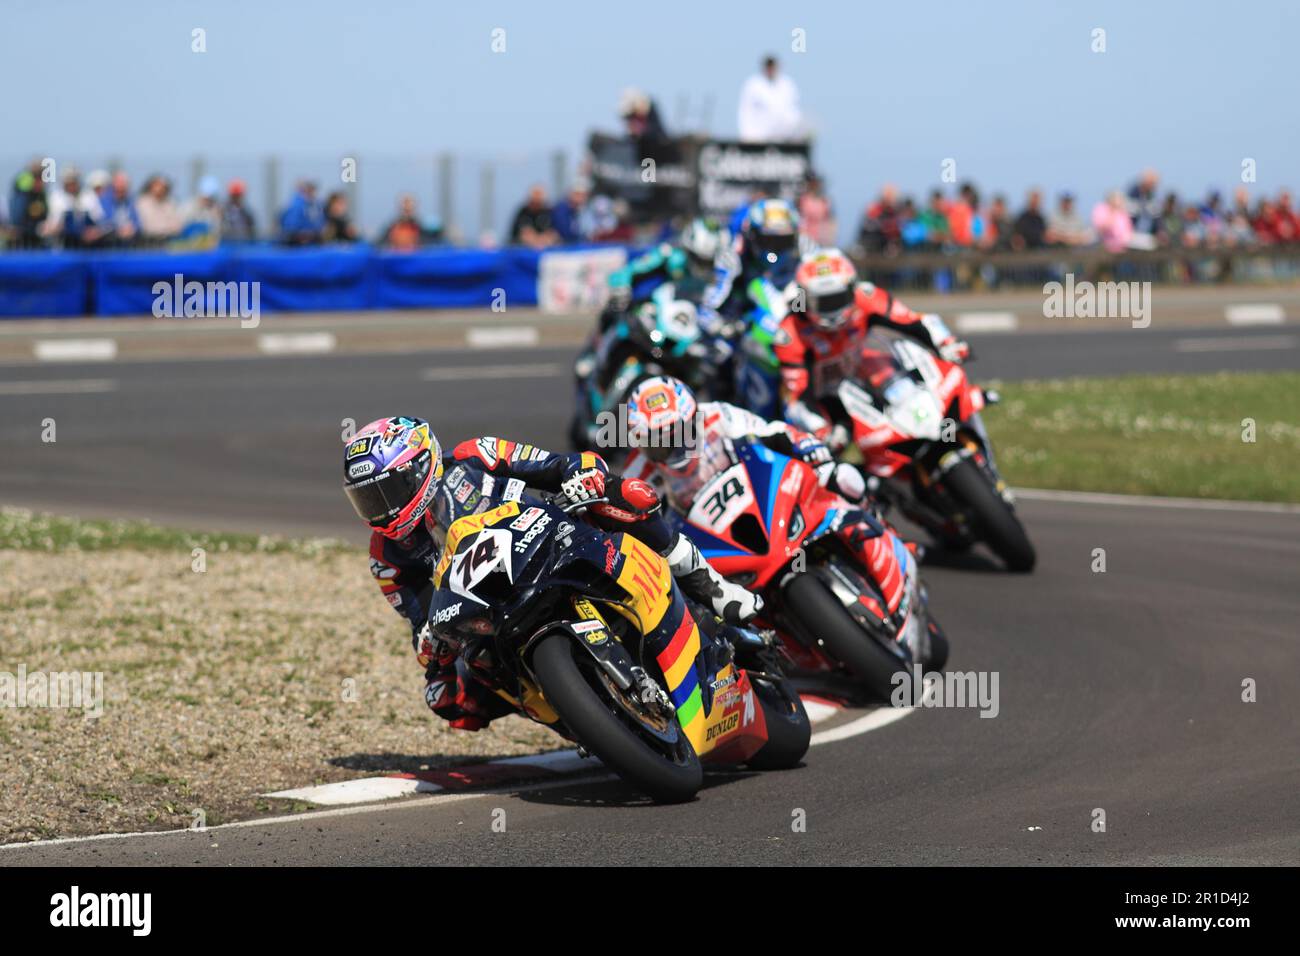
794 248 858 330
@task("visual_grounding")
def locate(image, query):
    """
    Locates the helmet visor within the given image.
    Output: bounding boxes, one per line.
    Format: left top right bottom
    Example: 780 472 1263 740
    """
754 231 796 259
344 450 432 527
813 287 854 317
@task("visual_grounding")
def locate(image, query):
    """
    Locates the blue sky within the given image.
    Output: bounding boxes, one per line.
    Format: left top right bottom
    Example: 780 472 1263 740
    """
6 0 1297 240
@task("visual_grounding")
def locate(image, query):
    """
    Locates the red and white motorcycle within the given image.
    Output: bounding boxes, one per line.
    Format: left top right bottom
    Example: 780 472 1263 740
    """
828 335 1035 572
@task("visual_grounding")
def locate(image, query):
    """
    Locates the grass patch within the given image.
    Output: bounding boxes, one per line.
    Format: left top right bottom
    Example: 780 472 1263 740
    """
0 507 349 556
983 371 1300 501
0 511 557 844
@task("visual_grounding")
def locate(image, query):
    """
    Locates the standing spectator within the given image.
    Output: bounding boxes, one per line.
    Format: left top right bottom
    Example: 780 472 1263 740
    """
858 184 904 254
737 55 803 142
619 89 670 151
1126 168 1160 248
1155 193 1183 247
509 184 560 248
179 175 223 246
551 181 592 243
1198 190 1226 246
98 172 140 245
979 193 1012 250
797 174 836 246
946 183 978 247
1045 192 1092 246
1091 191 1134 253
380 194 442 250
42 166 105 248
9 160 50 249
221 179 257 242
279 179 324 245
1180 204 1206 247
918 189 950 248
1273 190 1299 243
136 174 184 243
1010 189 1046 250
322 191 360 243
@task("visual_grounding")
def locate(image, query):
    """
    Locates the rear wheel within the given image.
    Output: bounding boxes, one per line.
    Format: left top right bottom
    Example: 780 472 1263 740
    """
782 573 908 703
744 677 811 770
943 457 1036 572
532 634 702 803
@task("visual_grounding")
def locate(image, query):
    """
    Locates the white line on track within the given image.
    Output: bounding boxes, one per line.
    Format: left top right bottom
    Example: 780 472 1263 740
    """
258 332 337 355
1015 487 1300 514
421 362 562 382
467 326 540 348
1225 303 1285 325
0 378 118 395
1174 334 1296 353
33 338 117 362
955 312 1019 334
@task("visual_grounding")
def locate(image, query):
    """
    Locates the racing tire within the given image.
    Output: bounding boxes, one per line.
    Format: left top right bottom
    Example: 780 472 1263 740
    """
744 676 811 771
943 457 1036 572
782 572 907 703
532 634 702 804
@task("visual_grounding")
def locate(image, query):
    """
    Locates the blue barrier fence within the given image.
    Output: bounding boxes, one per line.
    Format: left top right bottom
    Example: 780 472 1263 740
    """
0 243 612 318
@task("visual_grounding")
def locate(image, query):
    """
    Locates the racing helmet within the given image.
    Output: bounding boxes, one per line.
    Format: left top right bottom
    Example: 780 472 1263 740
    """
740 198 801 280
626 375 700 471
794 248 858 330
342 416 444 539
679 217 728 279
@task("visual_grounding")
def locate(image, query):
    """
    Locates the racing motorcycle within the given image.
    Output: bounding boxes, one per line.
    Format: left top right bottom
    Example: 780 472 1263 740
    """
676 440 948 703
570 284 731 455
425 477 810 803
830 335 1035 572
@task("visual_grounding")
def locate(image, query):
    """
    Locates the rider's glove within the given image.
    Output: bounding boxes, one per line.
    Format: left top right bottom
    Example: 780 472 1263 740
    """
816 461 867 502
559 455 609 509
792 436 833 466
938 337 971 364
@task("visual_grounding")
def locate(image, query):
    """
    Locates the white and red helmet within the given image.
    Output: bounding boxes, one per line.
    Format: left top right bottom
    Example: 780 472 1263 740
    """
794 248 858 330
625 376 700 470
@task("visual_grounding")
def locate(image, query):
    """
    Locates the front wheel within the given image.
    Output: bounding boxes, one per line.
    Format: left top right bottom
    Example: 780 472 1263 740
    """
745 677 811 770
942 457 1036 572
531 634 702 803
782 572 908 703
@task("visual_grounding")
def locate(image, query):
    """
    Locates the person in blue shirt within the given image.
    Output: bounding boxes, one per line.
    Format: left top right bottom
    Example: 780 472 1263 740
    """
279 180 325 245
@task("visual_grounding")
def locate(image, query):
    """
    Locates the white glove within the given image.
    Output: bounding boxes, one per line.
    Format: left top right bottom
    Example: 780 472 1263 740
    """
939 338 971 364
817 461 866 502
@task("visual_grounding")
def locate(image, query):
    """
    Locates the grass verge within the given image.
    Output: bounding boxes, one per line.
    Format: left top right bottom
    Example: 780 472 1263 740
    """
0 510 554 844
982 371 1300 502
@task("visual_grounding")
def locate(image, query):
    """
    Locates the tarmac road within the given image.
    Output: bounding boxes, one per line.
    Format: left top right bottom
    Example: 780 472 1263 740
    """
0 319 1297 865
4 497 1296 865
0 322 1296 539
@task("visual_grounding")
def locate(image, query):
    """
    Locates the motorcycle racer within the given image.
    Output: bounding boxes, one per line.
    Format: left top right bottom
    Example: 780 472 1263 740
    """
619 376 913 619
705 198 809 322
342 416 760 732
777 248 970 445
605 217 729 319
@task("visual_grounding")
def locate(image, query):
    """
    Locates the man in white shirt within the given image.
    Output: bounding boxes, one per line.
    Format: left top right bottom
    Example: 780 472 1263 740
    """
737 55 804 143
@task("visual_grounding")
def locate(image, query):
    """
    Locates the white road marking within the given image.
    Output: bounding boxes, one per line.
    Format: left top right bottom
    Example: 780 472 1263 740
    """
2 689 925 848
467 326 540 348
1225 303 1285 325
0 378 118 396
421 362 562 381
1015 487 1300 514
257 332 337 355
33 338 117 362
956 312 1019 334
1174 334 1296 353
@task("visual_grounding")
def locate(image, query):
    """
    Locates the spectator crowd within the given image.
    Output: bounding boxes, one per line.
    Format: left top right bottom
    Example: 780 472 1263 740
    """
7 155 1299 261
847 169 1298 259
3 160 446 252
